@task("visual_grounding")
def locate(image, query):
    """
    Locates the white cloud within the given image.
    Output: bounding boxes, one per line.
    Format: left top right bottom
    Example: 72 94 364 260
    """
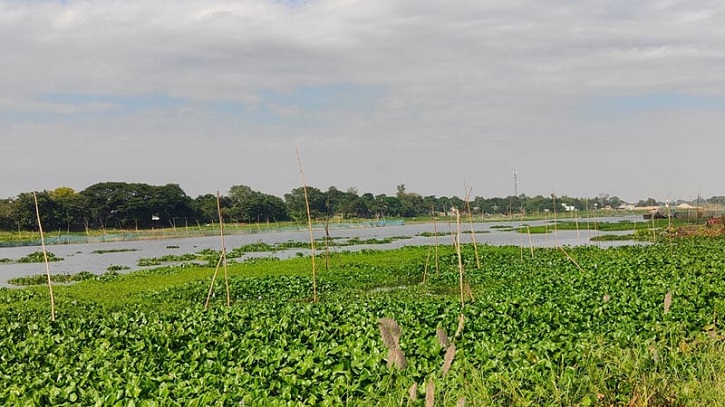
1 0 724 200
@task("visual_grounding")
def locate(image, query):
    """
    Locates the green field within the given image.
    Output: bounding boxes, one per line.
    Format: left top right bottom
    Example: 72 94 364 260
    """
2 238 725 405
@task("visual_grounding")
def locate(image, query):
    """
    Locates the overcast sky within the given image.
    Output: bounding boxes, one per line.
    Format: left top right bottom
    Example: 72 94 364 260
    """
2 0 724 202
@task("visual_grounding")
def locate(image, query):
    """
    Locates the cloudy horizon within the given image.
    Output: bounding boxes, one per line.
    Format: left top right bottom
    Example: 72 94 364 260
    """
2 0 724 203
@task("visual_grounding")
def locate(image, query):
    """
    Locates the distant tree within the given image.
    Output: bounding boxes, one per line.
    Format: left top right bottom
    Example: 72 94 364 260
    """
50 187 84 231
228 185 289 223
325 186 346 217
448 196 465 212
12 191 64 231
149 184 194 227
284 186 326 220
707 196 725 206
192 194 231 224
325 186 367 219
80 182 193 229
423 196 437 215
0 199 13 229
522 195 555 213
636 198 659 207
394 184 426 217
360 193 377 218
50 186 75 200
607 196 623 208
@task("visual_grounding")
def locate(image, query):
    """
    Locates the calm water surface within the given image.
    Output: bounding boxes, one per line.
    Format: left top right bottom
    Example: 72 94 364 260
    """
0 215 645 285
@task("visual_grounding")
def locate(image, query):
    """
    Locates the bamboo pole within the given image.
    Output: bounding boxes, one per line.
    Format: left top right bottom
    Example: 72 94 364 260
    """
423 247 431 284
519 232 524 261
558 246 586 273
296 148 317 303
432 206 440 276
204 192 230 309
585 198 591 241
454 208 465 309
463 185 481 269
552 193 559 247
204 255 224 310
216 191 231 306
527 225 534 258
33 192 55 321
324 212 330 271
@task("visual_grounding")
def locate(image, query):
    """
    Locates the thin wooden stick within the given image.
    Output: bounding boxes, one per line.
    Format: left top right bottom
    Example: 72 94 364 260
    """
204 192 231 309
519 232 524 261
296 148 317 303
558 246 585 273
204 255 224 310
454 208 465 309
585 198 591 241
432 206 440 276
423 247 431 284
552 193 559 247
324 213 330 271
527 225 534 258
216 191 230 306
463 184 481 269
33 192 55 321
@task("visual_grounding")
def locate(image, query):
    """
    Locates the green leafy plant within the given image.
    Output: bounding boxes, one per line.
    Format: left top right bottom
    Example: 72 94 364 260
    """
17 251 63 263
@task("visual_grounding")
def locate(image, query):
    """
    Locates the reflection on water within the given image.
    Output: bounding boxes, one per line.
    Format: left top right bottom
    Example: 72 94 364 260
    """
0 215 646 285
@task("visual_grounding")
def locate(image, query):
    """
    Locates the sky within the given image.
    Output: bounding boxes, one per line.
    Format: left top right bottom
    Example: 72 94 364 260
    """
1 0 724 203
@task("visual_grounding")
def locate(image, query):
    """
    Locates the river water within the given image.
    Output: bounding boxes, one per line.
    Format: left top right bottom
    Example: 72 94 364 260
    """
0 215 646 285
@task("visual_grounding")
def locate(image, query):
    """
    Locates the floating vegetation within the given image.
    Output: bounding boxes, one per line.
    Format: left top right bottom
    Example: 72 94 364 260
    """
92 248 140 255
107 265 131 271
590 234 635 241
8 271 96 286
17 251 63 263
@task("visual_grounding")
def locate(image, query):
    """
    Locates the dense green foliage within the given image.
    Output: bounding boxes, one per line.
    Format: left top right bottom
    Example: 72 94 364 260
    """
5 182 706 236
2 239 725 405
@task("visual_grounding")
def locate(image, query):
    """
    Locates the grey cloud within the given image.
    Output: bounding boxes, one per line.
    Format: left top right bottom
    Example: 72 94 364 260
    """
1 0 724 200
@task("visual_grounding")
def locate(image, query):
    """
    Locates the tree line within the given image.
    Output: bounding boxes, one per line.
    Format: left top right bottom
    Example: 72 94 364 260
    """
0 181 670 232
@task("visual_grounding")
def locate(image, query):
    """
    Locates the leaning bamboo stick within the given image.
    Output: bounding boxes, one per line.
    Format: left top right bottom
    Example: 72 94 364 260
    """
204 192 231 309
33 192 55 321
423 247 431 284
296 148 317 303
204 255 224 310
559 246 585 273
